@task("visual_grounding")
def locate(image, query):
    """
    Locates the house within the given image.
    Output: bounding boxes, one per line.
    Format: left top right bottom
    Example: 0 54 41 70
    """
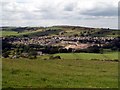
37 51 43 55
64 43 91 50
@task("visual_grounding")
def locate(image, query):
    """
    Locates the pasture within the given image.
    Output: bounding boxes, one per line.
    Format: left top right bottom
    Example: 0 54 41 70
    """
1 29 43 37
54 52 119 60
2 52 118 88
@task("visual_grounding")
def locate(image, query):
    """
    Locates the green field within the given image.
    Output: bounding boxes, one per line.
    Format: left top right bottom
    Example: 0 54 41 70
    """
1 29 43 37
54 52 119 60
2 52 119 88
1 31 18 37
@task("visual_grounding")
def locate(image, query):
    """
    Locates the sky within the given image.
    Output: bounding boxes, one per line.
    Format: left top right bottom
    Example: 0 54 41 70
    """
1 0 119 29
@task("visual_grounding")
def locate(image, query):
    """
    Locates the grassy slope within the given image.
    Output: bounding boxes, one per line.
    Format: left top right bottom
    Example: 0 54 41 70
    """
2 52 118 88
91 30 120 37
1 31 18 37
1 29 62 37
1 29 43 37
1 27 120 37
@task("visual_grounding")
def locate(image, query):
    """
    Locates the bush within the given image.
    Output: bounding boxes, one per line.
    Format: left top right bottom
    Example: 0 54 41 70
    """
87 45 101 53
49 55 61 60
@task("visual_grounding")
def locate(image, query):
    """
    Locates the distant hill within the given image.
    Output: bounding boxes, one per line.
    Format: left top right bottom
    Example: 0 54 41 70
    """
1 26 120 37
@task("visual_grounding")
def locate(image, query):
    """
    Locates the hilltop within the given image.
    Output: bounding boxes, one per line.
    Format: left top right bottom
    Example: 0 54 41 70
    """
1 25 119 37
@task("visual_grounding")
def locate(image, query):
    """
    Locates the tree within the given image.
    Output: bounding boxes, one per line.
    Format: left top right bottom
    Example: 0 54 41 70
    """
87 45 101 53
28 50 37 59
100 48 103 54
2 52 10 58
74 34 79 37
80 33 84 37
58 48 68 53
68 48 72 53
111 47 118 51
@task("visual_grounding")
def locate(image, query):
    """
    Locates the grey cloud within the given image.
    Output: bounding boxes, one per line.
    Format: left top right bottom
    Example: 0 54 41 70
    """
81 5 117 16
33 10 58 20
63 3 75 11
1 0 118 29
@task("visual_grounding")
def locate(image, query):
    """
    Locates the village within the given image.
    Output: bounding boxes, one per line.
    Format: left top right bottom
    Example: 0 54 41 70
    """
2 34 119 59
3 35 115 49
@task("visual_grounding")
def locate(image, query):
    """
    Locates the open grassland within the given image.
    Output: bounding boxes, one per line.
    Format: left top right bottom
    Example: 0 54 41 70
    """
37 51 119 60
1 29 61 37
54 52 119 60
1 31 18 37
2 52 118 88
1 29 43 37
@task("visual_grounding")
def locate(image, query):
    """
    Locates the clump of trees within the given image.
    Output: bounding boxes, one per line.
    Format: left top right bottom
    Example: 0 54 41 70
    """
2 40 38 59
74 45 103 53
2 39 12 58
102 37 120 51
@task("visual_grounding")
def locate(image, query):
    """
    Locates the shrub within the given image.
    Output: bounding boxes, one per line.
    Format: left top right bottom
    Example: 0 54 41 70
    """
49 55 61 60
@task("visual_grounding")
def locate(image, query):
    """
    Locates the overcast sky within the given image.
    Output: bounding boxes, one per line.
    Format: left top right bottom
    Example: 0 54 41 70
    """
1 0 119 29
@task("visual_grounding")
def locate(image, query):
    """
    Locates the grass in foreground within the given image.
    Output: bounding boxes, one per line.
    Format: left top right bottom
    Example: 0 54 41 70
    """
2 55 118 88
